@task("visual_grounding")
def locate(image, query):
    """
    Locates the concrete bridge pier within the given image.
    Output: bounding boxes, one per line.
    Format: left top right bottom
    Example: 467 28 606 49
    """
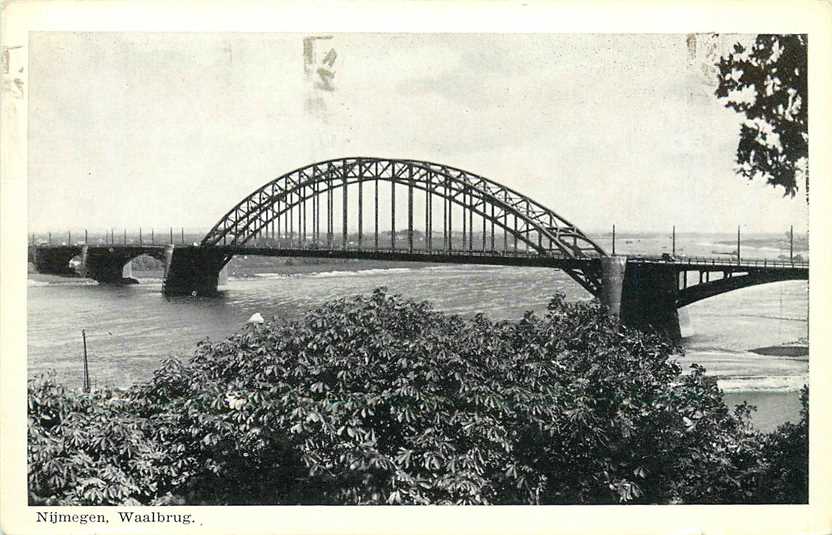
599 256 681 341
82 247 140 284
163 246 229 296
31 246 82 276
163 244 175 279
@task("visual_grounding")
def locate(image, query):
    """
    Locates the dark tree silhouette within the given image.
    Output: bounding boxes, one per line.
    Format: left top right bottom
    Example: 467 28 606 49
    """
715 35 808 198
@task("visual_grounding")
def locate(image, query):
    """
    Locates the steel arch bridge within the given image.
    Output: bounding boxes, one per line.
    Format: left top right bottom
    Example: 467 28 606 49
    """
28 155 808 337
200 157 609 293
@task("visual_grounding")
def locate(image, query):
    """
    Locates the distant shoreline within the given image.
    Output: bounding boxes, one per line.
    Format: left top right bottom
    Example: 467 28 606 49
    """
28 258 441 283
714 236 807 248
225 258 439 278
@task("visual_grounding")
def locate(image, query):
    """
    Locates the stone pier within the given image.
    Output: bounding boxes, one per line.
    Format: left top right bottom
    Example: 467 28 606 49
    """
162 246 229 296
599 256 681 341
30 246 82 276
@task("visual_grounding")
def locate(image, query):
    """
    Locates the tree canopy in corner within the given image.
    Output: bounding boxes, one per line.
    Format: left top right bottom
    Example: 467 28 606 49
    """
716 35 808 198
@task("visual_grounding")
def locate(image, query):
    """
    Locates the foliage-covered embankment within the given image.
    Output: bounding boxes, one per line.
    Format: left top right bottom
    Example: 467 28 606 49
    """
28 289 808 505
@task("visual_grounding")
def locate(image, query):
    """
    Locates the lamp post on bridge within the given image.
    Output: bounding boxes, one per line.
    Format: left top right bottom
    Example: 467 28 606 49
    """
790 225 794 264
612 224 616 255
672 225 676 257
737 225 741 265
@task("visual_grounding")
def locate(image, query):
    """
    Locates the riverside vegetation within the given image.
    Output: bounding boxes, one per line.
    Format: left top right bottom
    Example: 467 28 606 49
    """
28 289 808 505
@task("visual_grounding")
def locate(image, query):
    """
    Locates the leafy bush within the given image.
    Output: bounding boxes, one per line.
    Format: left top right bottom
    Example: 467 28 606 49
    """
28 289 807 505
27 376 182 505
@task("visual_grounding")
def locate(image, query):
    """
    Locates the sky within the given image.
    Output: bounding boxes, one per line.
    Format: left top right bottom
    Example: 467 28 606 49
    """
28 32 809 235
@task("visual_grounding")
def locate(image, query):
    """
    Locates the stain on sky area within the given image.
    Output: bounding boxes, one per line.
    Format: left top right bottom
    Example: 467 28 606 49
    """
304 35 338 117
685 33 723 98
1 45 25 98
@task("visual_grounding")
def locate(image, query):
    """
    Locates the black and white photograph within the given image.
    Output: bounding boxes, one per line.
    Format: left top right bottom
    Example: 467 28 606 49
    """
2 2 830 534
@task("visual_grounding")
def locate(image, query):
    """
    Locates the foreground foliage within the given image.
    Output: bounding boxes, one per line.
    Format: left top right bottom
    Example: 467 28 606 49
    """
28 289 808 505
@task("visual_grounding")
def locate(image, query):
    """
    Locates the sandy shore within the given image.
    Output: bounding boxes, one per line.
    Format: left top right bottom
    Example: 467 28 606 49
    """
749 344 808 357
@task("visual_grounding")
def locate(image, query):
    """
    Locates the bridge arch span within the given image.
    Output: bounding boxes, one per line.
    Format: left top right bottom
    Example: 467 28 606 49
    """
201 157 607 260
677 271 807 309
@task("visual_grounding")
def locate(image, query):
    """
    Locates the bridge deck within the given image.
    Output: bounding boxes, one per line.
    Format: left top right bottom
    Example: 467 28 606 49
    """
29 243 809 274
627 255 809 273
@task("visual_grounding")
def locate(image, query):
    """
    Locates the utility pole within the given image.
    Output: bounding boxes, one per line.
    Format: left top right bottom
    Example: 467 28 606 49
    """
790 225 794 263
612 224 616 255
81 329 90 393
737 225 741 265
672 225 676 256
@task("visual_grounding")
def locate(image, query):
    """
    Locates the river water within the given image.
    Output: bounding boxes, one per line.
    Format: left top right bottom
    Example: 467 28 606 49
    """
27 233 809 432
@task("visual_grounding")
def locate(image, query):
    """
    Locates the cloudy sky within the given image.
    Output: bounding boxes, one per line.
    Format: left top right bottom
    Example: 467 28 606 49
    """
28 32 808 235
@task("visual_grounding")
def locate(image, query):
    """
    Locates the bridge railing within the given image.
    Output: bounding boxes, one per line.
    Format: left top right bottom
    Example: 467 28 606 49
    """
628 255 809 269
29 239 809 268
230 243 558 259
